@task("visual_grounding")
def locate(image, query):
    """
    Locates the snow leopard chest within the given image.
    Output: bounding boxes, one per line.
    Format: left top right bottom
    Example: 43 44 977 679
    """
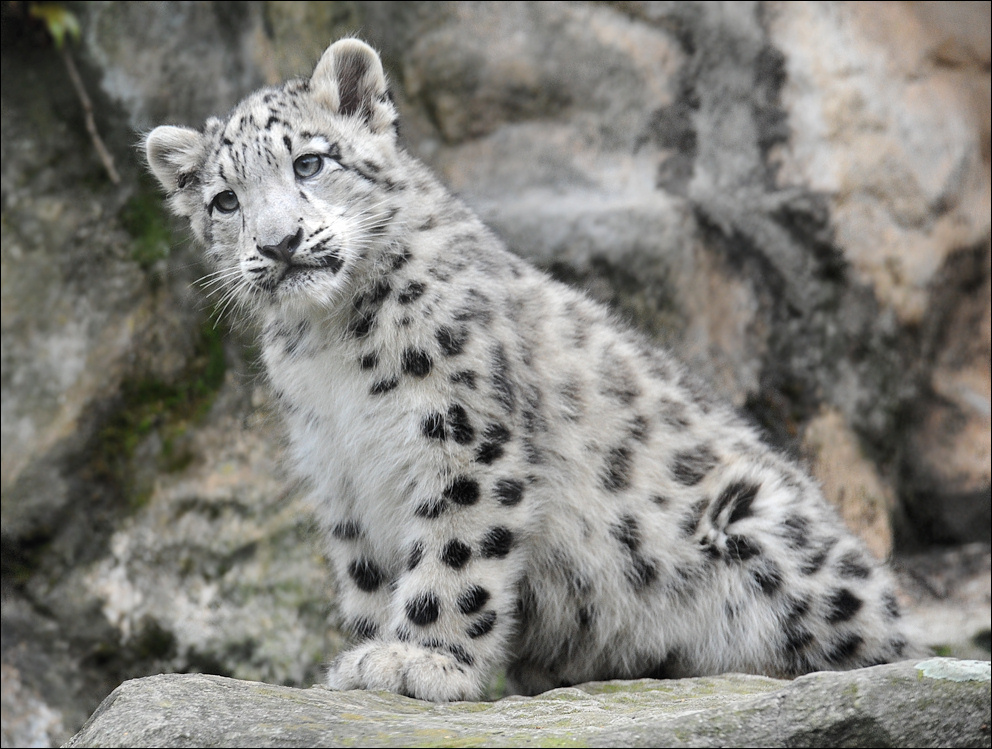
261 314 432 553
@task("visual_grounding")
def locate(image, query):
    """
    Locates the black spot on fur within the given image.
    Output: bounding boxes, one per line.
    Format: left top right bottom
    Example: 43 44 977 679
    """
826 588 863 624
626 555 659 591
447 404 474 444
446 643 474 666
784 622 814 656
629 415 650 442
522 387 546 432
491 345 516 414
407 542 425 570
350 617 378 641
786 595 811 621
610 515 658 591
445 371 476 393
558 380 584 422
475 441 505 465
882 591 902 620
331 520 361 541
370 377 399 395
389 248 412 271
348 558 385 593
405 592 441 626
825 633 864 665
458 585 490 615
711 481 760 525
650 494 669 508
414 498 447 519
494 478 525 506
398 280 426 304
671 444 718 486
419 636 444 652
359 159 382 176
358 280 391 309
578 605 594 629
610 514 641 551
679 499 708 537
280 320 311 358
800 537 837 575
836 550 872 580
444 477 480 506
659 399 691 429
523 439 544 465
422 412 446 440
782 596 813 659
348 313 375 339
484 422 511 444
480 527 514 558
476 422 511 464
701 539 722 560
752 560 783 596
436 326 468 357
725 534 762 562
402 348 433 378
360 352 379 370
601 445 633 492
441 539 472 569
467 611 497 639
781 514 811 549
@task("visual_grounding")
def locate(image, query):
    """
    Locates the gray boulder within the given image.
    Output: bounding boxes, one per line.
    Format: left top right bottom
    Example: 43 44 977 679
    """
63 658 991 748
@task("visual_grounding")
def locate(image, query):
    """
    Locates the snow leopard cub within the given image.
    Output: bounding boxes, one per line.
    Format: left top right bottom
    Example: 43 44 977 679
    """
146 38 912 701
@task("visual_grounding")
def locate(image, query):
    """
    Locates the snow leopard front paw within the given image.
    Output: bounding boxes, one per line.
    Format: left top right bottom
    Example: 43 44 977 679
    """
325 641 480 702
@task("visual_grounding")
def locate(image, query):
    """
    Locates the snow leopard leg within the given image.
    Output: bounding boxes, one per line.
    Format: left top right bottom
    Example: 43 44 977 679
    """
326 462 531 701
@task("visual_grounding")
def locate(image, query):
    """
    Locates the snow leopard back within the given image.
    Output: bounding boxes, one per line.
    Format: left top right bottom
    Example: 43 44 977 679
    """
146 38 914 702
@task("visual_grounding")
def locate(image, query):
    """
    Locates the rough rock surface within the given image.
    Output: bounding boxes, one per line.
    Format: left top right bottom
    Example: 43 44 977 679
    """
63 659 991 748
1 2 989 747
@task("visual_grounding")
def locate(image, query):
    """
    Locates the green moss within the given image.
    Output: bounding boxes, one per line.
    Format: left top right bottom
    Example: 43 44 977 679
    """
533 739 588 748
580 678 678 696
92 316 227 510
119 184 173 270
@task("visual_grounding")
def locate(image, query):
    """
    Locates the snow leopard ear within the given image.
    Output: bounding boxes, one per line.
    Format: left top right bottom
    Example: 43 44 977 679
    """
311 38 396 133
144 125 205 194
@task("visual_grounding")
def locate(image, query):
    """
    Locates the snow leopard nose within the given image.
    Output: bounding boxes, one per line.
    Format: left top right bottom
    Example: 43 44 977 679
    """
259 228 303 265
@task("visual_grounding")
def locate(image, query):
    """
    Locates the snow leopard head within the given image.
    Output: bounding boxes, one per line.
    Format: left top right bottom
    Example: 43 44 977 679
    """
145 39 401 316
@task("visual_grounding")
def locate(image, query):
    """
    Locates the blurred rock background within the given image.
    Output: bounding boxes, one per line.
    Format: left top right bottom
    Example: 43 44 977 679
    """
1 2 988 746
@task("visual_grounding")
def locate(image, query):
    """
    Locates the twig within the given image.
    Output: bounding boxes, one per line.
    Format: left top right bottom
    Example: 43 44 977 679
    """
60 43 120 185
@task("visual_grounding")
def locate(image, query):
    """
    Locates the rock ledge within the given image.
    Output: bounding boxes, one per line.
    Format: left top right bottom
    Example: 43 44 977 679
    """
64 658 990 748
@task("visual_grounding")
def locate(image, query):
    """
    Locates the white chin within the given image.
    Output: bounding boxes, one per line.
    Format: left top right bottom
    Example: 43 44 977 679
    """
271 269 345 309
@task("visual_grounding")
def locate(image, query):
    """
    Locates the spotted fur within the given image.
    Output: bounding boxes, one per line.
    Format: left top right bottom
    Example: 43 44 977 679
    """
146 38 914 702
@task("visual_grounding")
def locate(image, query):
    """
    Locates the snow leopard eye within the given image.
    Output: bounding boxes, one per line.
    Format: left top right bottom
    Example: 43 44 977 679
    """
293 153 323 179
211 190 240 214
